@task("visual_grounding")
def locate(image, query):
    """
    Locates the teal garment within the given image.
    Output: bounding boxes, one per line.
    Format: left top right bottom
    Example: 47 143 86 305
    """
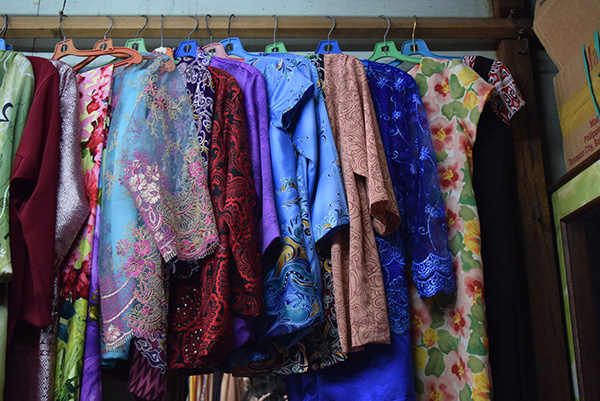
246 54 349 341
98 54 218 366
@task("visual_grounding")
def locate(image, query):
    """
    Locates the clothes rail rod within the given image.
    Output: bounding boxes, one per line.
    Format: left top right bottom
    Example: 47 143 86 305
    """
3 16 531 40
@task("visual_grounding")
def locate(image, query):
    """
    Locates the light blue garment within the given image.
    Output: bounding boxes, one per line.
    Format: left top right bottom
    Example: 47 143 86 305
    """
244 53 349 343
98 54 218 366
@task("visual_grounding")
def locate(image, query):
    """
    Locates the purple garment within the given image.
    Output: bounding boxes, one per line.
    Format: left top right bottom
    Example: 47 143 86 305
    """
128 337 167 401
80 201 102 401
209 56 280 257
176 56 214 174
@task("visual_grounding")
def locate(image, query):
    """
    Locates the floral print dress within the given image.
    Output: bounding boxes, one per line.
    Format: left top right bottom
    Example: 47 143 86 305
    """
54 64 113 401
408 57 494 401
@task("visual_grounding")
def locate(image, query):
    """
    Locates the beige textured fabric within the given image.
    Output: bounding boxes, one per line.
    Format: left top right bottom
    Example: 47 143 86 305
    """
323 53 400 353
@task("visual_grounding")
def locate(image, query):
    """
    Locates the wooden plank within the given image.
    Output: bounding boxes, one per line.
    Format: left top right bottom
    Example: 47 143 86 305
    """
497 39 572 401
4 15 531 40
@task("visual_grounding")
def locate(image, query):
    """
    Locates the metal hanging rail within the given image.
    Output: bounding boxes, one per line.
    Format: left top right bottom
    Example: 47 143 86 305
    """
3 15 531 40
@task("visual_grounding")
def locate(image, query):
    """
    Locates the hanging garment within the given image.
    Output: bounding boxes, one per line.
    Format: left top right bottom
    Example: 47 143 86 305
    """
80 192 102 401
407 57 494 400
0 51 34 283
50 60 90 267
229 53 349 371
284 58 456 401
322 53 400 353
209 55 280 349
168 55 216 279
8 55 61 341
127 336 168 401
209 56 280 260
53 64 113 401
99 54 218 371
463 55 527 401
0 50 34 399
247 55 323 340
5 58 83 401
176 55 214 175
168 65 263 369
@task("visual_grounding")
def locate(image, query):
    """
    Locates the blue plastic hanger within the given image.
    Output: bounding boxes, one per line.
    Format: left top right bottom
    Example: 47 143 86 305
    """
219 14 259 58
174 16 199 59
125 15 148 53
202 14 244 61
315 16 342 54
400 16 455 60
0 14 11 51
368 16 420 64
265 15 288 53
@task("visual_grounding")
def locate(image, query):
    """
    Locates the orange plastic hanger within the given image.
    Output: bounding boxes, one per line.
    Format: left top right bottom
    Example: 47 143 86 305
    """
51 15 142 72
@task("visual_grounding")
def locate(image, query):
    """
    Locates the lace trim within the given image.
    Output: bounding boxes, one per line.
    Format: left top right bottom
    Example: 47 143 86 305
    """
412 252 456 298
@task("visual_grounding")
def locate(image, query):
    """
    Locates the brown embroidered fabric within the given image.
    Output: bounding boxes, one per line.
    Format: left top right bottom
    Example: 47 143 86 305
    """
323 54 400 353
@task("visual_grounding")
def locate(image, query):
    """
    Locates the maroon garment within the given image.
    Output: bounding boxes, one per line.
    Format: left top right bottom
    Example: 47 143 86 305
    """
8 56 61 344
168 67 263 369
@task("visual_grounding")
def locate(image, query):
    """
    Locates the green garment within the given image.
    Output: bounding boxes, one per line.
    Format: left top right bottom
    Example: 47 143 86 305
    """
0 50 35 400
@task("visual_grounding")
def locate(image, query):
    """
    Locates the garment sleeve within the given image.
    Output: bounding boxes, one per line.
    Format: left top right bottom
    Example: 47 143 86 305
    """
120 56 219 263
404 77 456 297
354 59 400 236
214 76 264 318
51 61 90 266
9 58 61 331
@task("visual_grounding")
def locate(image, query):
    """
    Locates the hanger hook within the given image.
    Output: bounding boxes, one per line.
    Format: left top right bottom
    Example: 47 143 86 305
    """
58 13 67 41
135 15 148 39
412 15 417 43
378 15 390 43
205 14 213 44
188 15 199 41
326 15 336 42
272 15 278 46
517 28 529 54
0 15 7 40
160 14 164 48
228 14 235 39
103 15 113 40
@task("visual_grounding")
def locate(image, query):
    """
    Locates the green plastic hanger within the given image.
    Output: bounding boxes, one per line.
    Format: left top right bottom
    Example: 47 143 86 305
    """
265 15 288 53
368 16 420 63
125 15 148 53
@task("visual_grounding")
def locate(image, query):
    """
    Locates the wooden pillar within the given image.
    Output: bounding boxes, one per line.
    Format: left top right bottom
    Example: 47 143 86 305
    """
496 39 572 401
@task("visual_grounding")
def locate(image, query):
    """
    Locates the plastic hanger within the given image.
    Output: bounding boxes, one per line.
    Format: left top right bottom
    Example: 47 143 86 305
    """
314 16 342 54
0 14 12 51
265 15 288 53
400 16 455 60
153 15 174 58
174 16 199 59
75 15 124 70
201 14 244 61
125 15 148 53
52 14 142 72
368 15 420 63
219 14 259 58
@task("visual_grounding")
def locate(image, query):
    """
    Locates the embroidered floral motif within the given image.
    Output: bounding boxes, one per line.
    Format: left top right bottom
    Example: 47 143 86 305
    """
99 55 218 365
